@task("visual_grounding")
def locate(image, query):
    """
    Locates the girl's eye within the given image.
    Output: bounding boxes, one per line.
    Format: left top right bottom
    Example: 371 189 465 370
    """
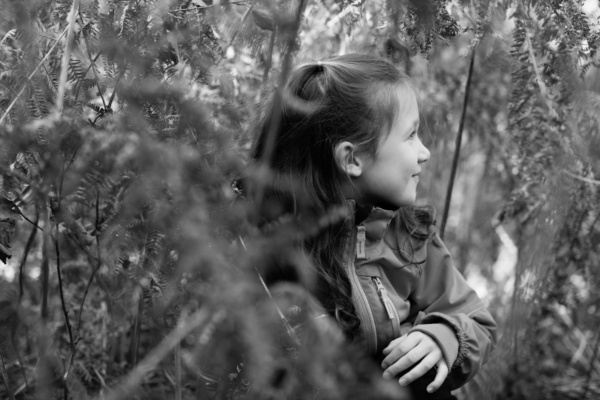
409 131 417 139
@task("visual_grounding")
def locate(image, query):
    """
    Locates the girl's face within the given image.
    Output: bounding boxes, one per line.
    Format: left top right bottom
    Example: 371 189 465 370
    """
355 91 430 210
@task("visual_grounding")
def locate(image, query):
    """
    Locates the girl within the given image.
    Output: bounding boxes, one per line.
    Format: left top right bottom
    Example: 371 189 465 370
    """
249 54 496 399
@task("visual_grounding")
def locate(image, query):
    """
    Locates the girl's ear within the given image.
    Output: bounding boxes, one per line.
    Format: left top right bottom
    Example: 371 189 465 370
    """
334 141 364 177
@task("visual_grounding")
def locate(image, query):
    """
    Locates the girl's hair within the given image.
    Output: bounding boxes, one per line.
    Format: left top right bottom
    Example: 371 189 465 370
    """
248 54 433 336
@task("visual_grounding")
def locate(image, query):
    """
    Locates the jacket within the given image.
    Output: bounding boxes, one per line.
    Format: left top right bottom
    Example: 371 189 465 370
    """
342 202 497 388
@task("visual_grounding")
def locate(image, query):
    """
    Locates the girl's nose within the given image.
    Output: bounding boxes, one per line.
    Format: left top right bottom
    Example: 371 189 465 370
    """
418 140 430 164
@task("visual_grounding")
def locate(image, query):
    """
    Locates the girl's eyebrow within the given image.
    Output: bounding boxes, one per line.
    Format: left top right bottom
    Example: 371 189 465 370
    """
408 120 419 133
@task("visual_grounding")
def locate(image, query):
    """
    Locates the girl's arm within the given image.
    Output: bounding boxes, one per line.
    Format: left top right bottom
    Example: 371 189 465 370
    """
406 232 497 388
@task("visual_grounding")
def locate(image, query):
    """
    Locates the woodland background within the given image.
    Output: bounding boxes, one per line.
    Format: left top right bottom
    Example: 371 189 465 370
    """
0 0 599 399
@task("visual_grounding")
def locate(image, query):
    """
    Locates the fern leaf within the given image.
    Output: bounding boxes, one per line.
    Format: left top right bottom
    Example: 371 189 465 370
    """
68 58 87 82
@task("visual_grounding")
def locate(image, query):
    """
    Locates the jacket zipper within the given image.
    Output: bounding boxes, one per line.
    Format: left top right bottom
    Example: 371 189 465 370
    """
373 276 401 339
356 225 366 259
348 225 378 354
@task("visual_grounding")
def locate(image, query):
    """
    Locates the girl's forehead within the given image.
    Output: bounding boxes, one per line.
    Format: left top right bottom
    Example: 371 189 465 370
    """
392 87 419 122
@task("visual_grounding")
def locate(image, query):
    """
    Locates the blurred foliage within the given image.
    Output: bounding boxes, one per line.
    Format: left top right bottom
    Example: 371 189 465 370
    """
0 0 599 399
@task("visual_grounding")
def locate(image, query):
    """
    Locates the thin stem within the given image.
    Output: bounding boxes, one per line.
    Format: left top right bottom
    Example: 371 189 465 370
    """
131 290 144 366
76 261 101 337
0 353 16 400
0 26 69 124
59 146 79 201
440 49 476 239
262 29 276 85
55 234 74 348
41 208 51 321
78 11 107 110
55 223 78 393
76 189 103 337
107 69 125 109
562 170 600 186
100 308 215 400
239 236 301 346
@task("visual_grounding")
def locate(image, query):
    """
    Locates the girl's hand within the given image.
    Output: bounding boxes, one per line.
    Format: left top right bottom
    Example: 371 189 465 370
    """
381 332 448 393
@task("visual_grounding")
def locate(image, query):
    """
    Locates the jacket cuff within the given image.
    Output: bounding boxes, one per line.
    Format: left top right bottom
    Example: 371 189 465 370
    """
409 323 459 370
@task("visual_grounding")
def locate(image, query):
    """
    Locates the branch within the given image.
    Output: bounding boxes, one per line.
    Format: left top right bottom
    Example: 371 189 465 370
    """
0 26 69 124
18 212 39 300
440 49 476 239
524 29 558 119
55 0 80 115
55 232 75 354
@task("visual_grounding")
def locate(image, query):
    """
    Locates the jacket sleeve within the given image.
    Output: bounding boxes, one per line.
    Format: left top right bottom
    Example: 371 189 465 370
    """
407 232 497 388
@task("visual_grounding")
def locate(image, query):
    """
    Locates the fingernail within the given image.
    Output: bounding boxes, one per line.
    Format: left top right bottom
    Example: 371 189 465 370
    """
399 379 407 386
382 372 391 380
427 386 433 393
381 363 388 369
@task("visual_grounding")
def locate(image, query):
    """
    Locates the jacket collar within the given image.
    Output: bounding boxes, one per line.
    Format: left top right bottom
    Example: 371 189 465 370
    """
346 200 396 242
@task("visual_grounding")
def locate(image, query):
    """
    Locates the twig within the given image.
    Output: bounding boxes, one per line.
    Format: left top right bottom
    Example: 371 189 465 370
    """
238 236 301 346
440 49 476 239
0 26 69 124
17 209 43 231
76 261 101 337
59 146 80 200
41 209 51 321
262 29 276 85
55 0 80 115
524 30 558 119
12 336 29 392
131 289 144 366
170 1 248 13
19 212 39 300
75 189 104 337
55 232 75 371
106 69 125 110
562 170 600 186
215 2 255 65
0 353 16 400
174 341 182 400
78 11 107 110
99 308 213 400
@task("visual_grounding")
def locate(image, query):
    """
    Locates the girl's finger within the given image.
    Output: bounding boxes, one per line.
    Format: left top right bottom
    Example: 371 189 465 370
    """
382 345 429 379
382 334 407 355
426 361 449 393
395 353 440 387
382 334 421 368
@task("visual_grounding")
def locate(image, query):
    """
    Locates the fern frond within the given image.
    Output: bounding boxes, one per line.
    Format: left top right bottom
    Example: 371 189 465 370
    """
0 29 21 46
68 58 87 82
